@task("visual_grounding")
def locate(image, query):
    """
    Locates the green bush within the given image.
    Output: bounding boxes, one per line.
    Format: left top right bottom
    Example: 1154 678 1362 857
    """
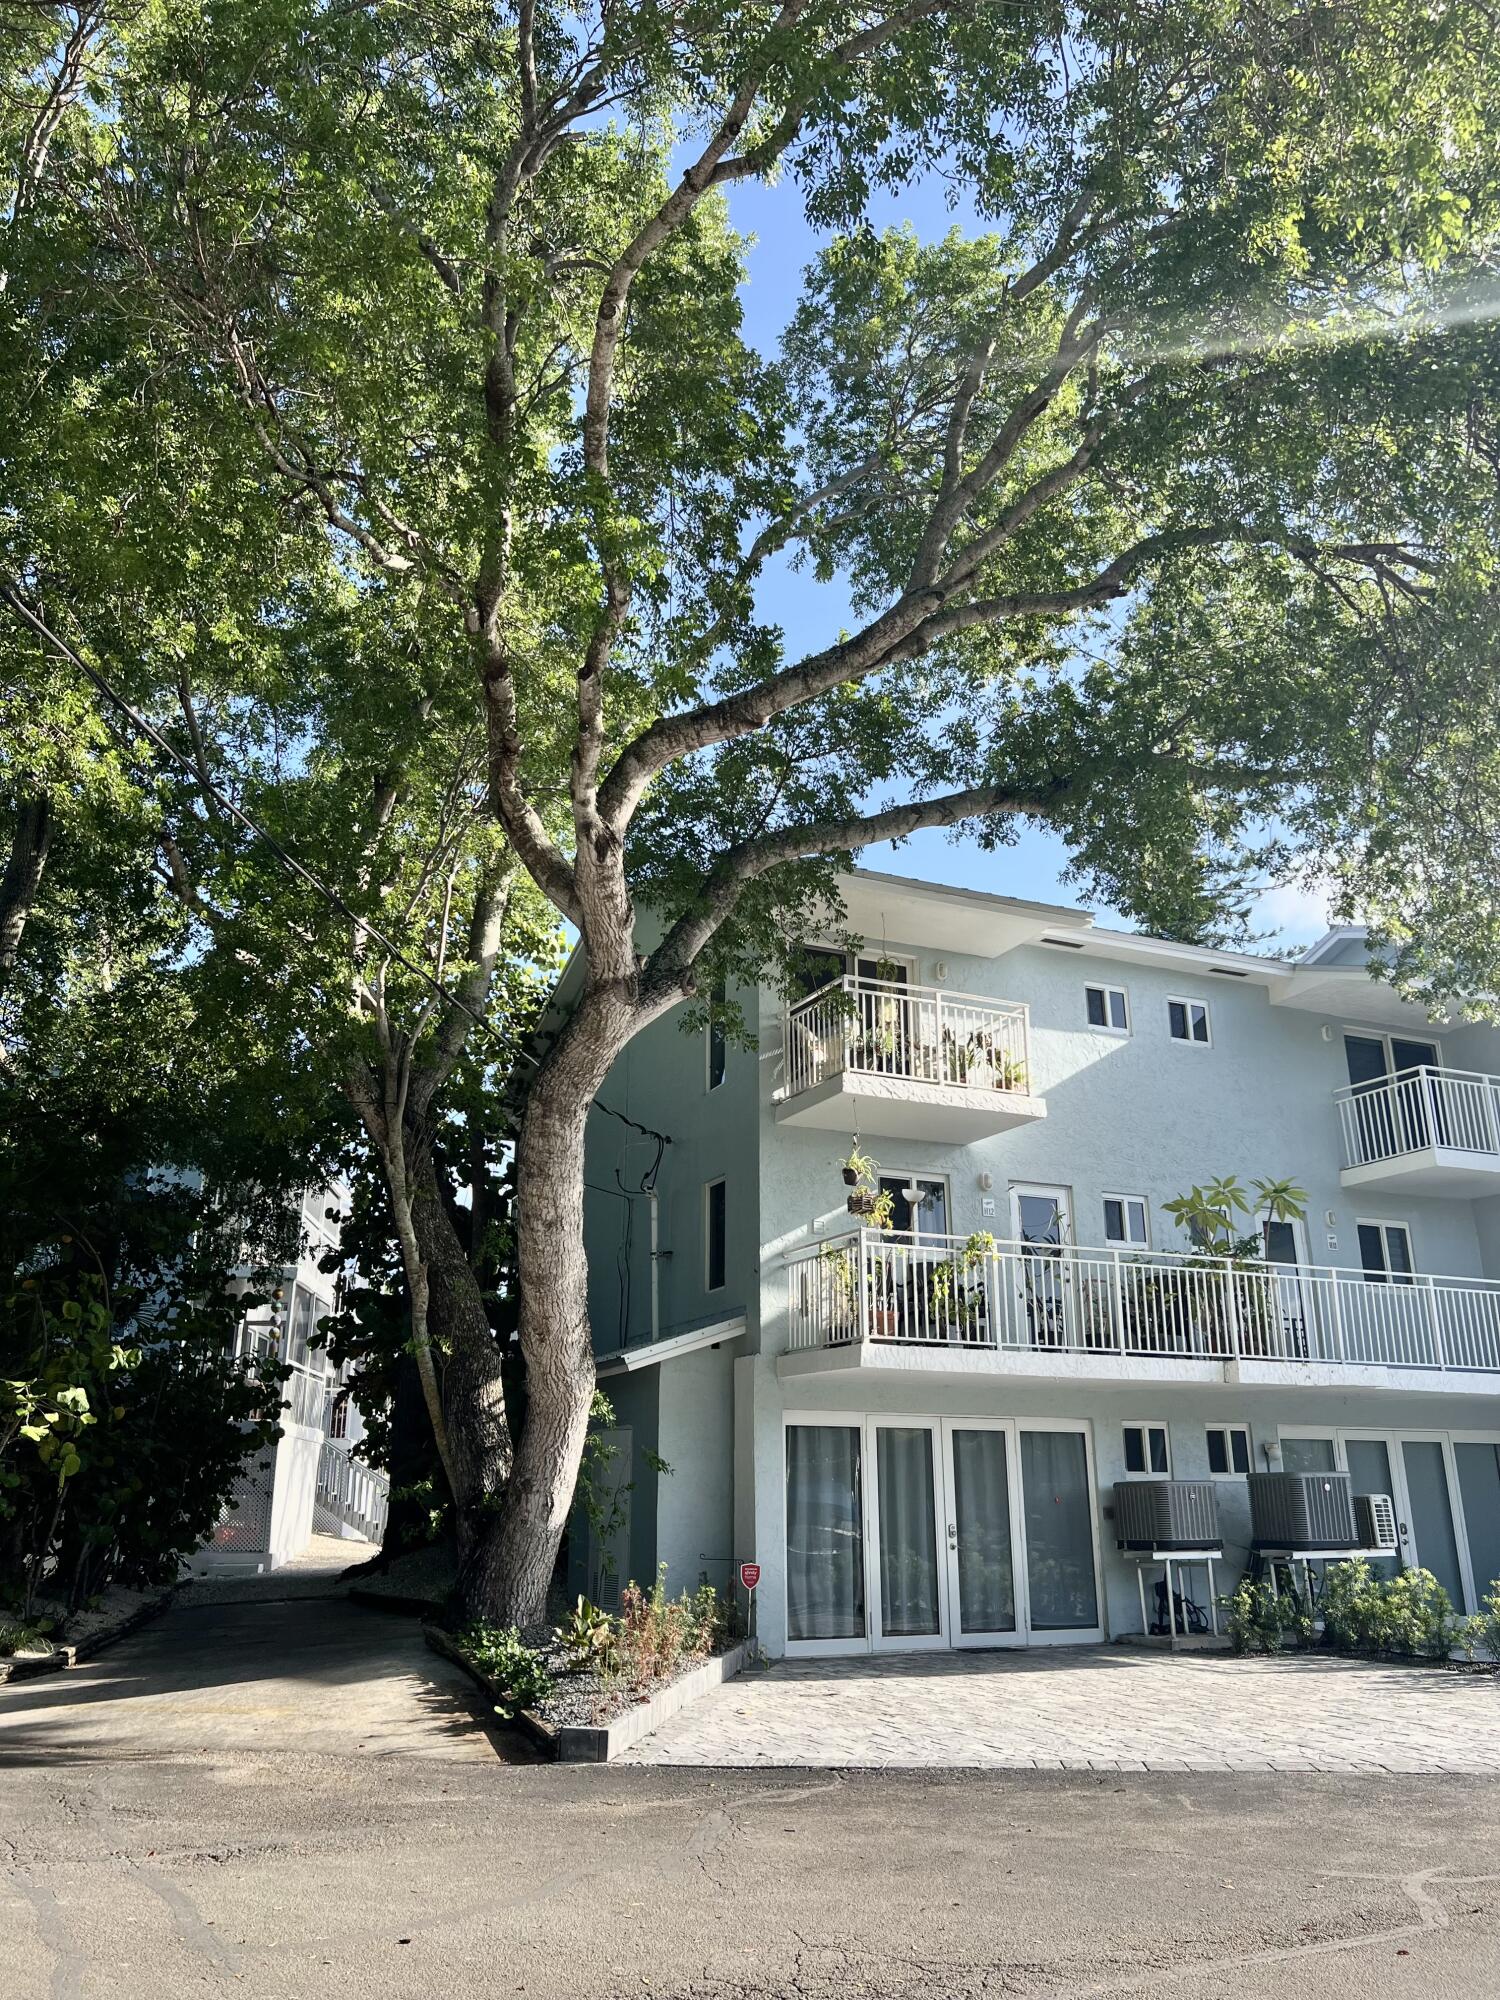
3 1270 279 1619
1223 1574 1313 1654
460 1623 555 1716
1459 1580 1500 1663
1323 1560 1456 1659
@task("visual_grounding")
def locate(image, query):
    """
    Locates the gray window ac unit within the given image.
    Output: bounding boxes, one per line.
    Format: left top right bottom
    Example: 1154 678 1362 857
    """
1113 1479 1221 1552
1353 1492 1399 1554
1249 1470 1357 1550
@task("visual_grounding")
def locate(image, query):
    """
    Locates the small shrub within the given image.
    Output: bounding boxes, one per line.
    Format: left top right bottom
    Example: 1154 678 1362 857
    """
554 1596 616 1673
1459 1580 1500 1663
0 1615 53 1657
685 1581 738 1656
1324 1560 1457 1658
617 1565 695 1689
1223 1575 1312 1654
460 1623 554 1716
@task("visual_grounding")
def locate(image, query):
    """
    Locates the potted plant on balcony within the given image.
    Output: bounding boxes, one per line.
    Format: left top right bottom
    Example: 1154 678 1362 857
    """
1159 1175 1308 1357
841 1145 877 1188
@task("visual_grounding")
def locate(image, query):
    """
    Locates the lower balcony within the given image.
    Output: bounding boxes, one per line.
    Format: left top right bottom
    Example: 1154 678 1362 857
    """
782 1228 1500 1385
776 974 1045 1143
1337 1066 1500 1193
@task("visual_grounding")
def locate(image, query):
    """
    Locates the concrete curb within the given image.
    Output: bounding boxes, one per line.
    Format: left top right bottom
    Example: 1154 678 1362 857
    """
423 1625 747 1763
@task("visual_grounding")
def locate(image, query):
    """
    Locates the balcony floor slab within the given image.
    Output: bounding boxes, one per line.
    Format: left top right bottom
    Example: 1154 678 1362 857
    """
776 1342 1500 1396
774 1071 1046 1143
1339 1147 1500 1194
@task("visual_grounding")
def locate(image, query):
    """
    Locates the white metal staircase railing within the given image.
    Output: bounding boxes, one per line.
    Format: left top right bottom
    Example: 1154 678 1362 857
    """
1335 1065 1500 1169
785 1229 1500 1374
782 974 1032 1100
315 1437 390 1542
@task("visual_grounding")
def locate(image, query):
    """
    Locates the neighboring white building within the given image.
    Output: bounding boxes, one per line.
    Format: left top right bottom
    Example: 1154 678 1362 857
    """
570 872 1500 1655
197 1183 387 1574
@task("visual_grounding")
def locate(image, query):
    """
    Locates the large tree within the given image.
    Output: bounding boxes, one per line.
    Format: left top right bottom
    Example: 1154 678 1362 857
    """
10 0 1500 1621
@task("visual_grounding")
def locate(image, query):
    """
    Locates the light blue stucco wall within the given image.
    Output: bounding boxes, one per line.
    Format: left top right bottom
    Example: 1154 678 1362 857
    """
755 938 1496 1292
575 910 1500 1650
583 979 762 1354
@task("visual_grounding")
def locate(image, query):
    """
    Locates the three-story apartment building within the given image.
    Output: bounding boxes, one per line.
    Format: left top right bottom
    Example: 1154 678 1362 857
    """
570 871 1500 1656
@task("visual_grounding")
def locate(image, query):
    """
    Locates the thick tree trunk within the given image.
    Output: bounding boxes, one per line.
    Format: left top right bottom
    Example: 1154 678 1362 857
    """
0 793 52 993
406 1128 513 1563
459 984 640 1627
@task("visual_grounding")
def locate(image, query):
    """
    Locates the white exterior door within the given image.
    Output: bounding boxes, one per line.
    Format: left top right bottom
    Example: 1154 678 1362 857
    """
870 1420 948 1650
941 1419 1025 1647
1010 1184 1075 1348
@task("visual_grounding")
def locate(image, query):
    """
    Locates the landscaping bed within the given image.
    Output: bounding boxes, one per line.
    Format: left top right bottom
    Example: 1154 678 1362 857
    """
426 1572 746 1762
0 1583 176 1683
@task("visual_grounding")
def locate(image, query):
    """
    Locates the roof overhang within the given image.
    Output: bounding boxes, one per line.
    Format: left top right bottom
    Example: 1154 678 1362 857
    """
833 870 1092 959
595 1314 747 1375
1270 965 1450 1031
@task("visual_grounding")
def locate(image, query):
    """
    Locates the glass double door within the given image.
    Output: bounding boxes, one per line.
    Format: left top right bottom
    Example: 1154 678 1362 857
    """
786 1416 1101 1652
1283 1427 1480 1610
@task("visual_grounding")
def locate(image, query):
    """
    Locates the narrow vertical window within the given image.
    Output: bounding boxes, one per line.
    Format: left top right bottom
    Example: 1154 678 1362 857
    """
705 1178 727 1291
706 977 727 1090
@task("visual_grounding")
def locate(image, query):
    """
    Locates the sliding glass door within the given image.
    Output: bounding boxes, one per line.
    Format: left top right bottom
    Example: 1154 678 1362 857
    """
872 1422 946 1649
942 1422 1021 1646
787 1414 1102 1653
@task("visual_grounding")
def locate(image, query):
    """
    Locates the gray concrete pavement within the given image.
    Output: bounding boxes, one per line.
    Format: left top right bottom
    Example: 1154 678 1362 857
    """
623 1646 1500 1772
4 1582 1500 1998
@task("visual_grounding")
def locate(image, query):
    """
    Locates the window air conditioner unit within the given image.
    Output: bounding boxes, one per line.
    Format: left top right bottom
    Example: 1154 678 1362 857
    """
1113 1479 1221 1552
1248 1470 1357 1550
1353 1492 1399 1554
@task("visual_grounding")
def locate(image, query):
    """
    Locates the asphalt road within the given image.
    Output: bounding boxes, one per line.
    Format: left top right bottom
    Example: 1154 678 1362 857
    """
3 1587 1498 1999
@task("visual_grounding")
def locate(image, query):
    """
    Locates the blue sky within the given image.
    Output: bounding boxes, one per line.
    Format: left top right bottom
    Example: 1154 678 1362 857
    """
714 173 1336 954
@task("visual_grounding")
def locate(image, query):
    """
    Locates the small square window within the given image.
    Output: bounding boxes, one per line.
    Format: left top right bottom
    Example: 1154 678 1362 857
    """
1122 1422 1170 1477
1085 983 1129 1033
1168 997 1211 1045
1206 1425 1252 1476
1103 1195 1149 1247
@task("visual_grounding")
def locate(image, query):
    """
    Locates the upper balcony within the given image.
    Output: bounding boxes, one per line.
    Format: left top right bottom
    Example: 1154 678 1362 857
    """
1336 1066 1500 1194
783 1228 1500 1388
775 974 1045 1143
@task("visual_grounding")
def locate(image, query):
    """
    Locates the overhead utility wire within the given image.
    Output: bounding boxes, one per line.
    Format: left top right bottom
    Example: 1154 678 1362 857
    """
1 581 670 1146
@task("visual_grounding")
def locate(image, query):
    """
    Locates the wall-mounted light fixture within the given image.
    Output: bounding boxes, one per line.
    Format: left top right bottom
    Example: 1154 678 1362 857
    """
977 1171 994 1192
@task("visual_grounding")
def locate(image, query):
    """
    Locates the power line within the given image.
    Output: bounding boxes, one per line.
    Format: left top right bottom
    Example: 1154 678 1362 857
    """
2 579 673 1145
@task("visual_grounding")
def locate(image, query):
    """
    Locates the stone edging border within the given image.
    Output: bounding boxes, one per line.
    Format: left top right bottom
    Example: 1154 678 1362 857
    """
424 1623 747 1762
0 1586 177 1685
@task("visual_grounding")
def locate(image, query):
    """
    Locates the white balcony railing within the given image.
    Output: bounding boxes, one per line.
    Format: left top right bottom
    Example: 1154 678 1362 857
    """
783 975 1032 1100
1336 1066 1500 1170
315 1438 390 1542
785 1229 1500 1374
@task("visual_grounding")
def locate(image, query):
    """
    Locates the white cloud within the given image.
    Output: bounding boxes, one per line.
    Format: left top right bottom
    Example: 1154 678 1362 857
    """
1253 875 1336 944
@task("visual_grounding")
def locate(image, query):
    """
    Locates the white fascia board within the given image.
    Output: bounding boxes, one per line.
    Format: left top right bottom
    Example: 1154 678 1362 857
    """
595 1315 747 1375
1057 926 1295 989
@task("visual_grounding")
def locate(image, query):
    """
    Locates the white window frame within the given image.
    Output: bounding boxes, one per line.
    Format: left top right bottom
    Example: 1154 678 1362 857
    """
1166 995 1212 1047
1084 982 1130 1035
704 1177 727 1292
1121 1420 1171 1479
1205 1423 1252 1478
1355 1216 1416 1282
877 1168 953 1243
1101 1192 1150 1248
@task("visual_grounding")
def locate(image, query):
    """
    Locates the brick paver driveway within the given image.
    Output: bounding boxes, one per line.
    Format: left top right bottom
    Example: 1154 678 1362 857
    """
622 1646 1500 1772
